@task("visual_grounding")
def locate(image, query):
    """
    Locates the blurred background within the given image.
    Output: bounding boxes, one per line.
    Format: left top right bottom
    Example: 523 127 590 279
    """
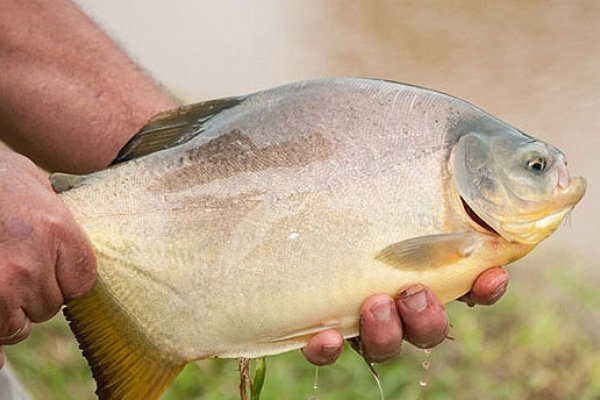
7 1 600 399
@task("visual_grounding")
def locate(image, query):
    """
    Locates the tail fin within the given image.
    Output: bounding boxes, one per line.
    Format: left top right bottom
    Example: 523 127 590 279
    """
64 283 184 400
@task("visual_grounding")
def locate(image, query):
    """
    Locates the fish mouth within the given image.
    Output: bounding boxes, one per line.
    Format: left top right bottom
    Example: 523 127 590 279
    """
499 207 573 244
460 196 501 236
459 176 586 244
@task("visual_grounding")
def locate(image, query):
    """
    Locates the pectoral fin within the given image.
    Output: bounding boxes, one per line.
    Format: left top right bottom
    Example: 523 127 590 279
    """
64 282 184 400
375 232 482 270
49 173 87 193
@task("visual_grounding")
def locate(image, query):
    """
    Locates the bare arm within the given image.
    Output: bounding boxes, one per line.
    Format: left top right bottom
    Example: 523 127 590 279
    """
0 0 175 368
0 0 177 173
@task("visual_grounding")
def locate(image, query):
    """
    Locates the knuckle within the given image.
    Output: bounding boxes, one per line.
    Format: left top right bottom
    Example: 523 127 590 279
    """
77 252 97 278
0 261 33 286
42 212 67 239
61 256 97 299
27 296 63 323
37 200 71 236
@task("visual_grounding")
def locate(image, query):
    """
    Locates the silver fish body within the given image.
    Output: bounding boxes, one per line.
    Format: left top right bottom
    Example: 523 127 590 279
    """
57 78 585 399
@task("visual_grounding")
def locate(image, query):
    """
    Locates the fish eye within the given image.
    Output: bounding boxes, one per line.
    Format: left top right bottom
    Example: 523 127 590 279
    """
527 156 547 173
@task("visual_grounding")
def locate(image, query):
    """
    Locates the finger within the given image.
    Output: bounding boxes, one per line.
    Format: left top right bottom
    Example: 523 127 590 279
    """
24 281 63 323
359 295 403 363
55 219 97 300
396 284 448 349
0 310 31 345
0 348 4 369
302 329 344 366
459 267 509 306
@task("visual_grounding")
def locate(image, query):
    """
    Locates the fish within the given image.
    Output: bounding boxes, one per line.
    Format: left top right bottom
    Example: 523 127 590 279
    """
51 78 586 399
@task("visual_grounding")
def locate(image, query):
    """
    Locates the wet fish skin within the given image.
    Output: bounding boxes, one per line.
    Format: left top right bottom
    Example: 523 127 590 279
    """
54 78 585 399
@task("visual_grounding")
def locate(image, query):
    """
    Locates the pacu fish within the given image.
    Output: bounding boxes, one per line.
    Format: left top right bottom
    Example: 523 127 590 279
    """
52 78 586 399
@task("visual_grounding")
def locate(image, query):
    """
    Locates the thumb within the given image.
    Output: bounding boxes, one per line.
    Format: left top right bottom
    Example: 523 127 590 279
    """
55 218 97 300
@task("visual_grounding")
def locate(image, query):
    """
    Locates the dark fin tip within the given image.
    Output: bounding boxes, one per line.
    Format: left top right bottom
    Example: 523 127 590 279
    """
111 96 244 165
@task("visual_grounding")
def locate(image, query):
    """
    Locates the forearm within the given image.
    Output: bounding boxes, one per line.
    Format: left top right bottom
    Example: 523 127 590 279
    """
0 0 177 173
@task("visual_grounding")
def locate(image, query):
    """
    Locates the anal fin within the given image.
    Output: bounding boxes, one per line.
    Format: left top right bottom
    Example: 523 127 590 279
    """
264 320 346 343
64 282 184 400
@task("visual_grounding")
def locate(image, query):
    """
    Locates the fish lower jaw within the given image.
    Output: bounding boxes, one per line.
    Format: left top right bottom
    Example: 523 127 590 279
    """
498 207 572 244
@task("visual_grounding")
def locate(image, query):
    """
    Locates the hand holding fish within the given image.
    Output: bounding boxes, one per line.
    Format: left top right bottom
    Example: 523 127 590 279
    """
0 151 97 368
49 78 584 399
303 267 509 365
1 78 586 400
0 148 509 370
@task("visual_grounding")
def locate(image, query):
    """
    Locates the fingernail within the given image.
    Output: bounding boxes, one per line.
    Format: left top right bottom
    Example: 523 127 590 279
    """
0 324 24 341
370 299 393 321
400 285 428 312
322 344 340 355
490 279 509 302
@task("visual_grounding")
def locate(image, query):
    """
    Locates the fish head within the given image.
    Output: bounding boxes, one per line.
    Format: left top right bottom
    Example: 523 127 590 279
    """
451 128 586 244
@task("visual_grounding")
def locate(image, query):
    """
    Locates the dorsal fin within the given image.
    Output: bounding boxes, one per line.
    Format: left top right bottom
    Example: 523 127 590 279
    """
112 96 244 164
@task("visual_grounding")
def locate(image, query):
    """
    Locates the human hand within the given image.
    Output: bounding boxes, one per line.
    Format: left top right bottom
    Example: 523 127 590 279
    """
302 267 509 365
0 151 96 368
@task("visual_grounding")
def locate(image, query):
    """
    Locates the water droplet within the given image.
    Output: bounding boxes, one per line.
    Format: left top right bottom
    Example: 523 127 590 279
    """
289 231 300 240
306 366 319 400
419 349 432 389
366 362 386 400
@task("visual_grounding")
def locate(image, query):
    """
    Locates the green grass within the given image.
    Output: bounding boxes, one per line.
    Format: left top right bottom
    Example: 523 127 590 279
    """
6 262 600 400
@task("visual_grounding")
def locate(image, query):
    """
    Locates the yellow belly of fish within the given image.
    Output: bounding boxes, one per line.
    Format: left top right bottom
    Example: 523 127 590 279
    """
64 222 531 400
83 233 530 357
